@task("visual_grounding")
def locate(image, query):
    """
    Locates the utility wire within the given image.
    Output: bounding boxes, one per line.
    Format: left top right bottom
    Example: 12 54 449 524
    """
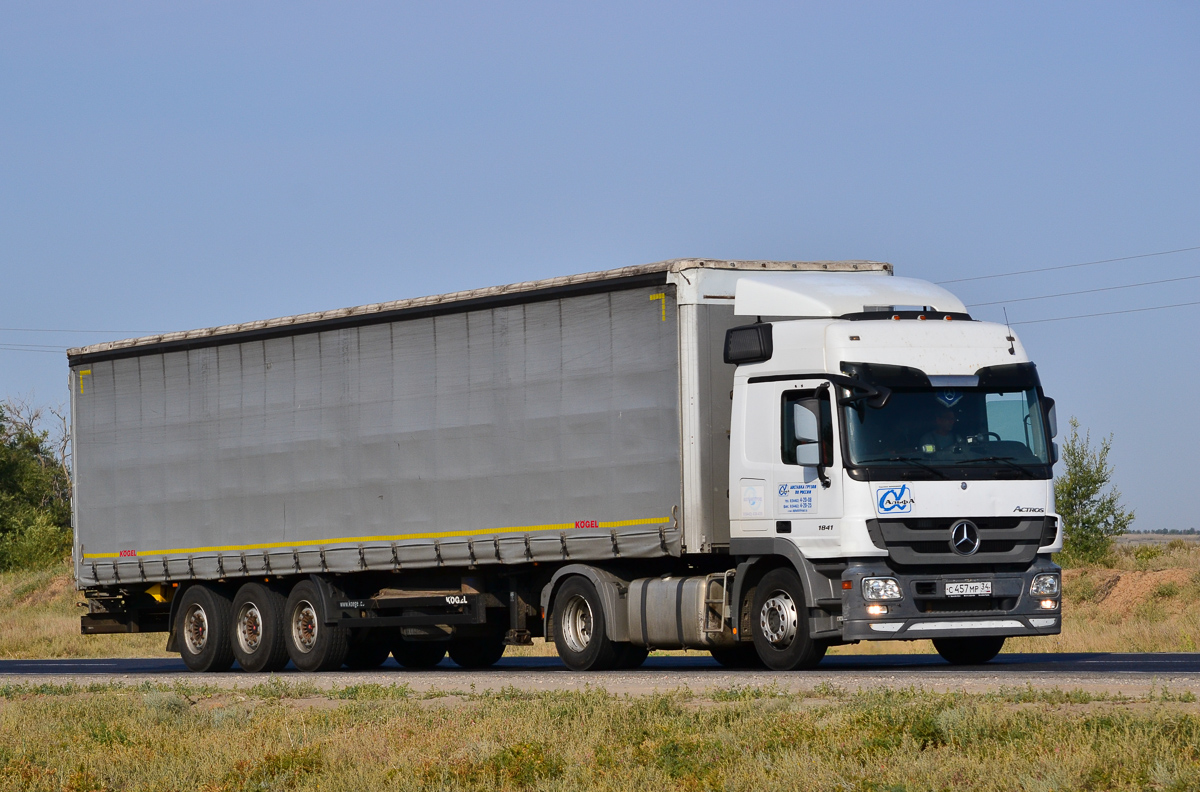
937 245 1200 285
1009 300 1200 325
0 327 166 334
966 274 1200 307
0 346 67 354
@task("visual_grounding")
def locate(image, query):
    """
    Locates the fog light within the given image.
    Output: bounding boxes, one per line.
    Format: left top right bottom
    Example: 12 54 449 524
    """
1030 574 1060 596
862 578 902 601
866 603 889 616
1039 599 1058 610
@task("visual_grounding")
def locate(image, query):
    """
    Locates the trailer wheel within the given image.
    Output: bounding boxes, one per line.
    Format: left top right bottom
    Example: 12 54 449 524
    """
344 629 394 670
231 582 289 673
553 576 620 671
284 580 349 672
750 568 827 671
709 643 766 669
175 585 235 673
447 635 506 669
933 636 1005 665
392 639 447 669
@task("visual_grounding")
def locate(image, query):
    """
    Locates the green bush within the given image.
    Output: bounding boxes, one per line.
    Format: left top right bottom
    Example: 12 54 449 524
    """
0 400 72 571
1055 418 1134 565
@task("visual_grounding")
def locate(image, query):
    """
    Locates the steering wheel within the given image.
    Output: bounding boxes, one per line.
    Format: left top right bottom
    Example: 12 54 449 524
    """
985 432 1002 442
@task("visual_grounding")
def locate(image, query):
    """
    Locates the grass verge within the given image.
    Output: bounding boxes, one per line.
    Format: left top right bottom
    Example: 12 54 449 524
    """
0 685 1197 791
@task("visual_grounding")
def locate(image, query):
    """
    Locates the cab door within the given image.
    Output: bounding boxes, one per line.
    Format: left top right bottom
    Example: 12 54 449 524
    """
772 383 844 556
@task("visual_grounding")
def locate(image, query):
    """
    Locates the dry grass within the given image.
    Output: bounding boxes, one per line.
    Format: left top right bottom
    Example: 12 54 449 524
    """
0 562 168 660
0 683 1196 791
4 540 1199 661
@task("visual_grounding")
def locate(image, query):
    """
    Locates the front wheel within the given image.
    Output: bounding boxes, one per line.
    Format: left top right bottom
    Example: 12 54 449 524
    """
750 568 827 671
553 576 620 671
710 643 766 669
933 636 1005 665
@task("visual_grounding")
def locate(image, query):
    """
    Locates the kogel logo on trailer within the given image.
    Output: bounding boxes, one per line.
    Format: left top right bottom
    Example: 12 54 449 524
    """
574 520 599 529
876 485 915 514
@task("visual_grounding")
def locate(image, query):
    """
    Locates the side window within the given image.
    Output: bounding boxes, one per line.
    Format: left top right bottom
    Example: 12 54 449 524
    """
782 389 832 466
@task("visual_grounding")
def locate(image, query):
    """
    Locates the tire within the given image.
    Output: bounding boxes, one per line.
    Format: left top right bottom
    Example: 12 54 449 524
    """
750 568 827 671
175 584 235 673
448 635 507 669
344 629 394 670
231 582 289 673
614 643 649 670
933 636 1006 665
710 643 766 669
283 580 350 672
392 639 448 669
552 576 620 671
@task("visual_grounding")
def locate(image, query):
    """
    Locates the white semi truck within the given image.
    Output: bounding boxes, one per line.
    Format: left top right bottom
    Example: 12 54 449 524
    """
68 259 1062 672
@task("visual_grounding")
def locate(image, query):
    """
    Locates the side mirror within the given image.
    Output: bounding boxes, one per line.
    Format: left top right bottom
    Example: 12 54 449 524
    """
1051 441 1060 465
792 403 822 467
1045 399 1058 439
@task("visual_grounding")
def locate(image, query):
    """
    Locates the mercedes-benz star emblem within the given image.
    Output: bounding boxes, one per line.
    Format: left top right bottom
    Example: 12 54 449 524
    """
950 519 981 556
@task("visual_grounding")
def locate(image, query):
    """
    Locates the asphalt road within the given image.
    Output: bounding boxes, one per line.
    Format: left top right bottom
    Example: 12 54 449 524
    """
2 653 1198 696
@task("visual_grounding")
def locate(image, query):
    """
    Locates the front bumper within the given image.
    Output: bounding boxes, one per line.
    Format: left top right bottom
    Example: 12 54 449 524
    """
840 555 1062 642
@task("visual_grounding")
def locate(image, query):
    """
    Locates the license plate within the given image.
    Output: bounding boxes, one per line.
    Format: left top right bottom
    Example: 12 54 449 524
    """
945 581 992 597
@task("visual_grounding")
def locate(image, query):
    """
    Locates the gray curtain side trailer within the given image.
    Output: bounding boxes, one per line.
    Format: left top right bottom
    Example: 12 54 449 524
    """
68 258 891 671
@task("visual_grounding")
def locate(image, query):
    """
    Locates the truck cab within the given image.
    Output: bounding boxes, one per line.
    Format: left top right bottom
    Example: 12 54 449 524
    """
724 272 1062 667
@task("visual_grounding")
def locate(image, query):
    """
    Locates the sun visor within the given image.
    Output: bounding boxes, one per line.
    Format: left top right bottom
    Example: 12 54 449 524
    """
733 272 968 317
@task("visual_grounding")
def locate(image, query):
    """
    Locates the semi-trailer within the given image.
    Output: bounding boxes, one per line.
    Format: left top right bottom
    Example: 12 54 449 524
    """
67 258 1063 672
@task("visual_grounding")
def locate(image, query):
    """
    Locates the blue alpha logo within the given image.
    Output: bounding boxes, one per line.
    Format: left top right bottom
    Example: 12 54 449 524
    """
876 484 915 514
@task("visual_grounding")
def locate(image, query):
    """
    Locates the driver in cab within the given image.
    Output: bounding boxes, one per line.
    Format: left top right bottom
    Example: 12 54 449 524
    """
919 406 963 454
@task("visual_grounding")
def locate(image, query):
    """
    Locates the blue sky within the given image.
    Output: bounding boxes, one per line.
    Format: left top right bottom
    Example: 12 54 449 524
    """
2 3 1197 530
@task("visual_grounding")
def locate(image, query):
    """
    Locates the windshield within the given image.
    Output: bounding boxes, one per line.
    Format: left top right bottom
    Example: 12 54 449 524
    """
843 386 1051 469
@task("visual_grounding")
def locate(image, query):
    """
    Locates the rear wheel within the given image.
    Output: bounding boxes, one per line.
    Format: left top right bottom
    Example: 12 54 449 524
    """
392 639 448 669
283 580 349 672
176 585 235 673
614 643 649 670
231 582 289 673
553 576 620 671
933 636 1006 665
344 629 394 670
750 568 827 671
447 635 507 669
710 643 766 669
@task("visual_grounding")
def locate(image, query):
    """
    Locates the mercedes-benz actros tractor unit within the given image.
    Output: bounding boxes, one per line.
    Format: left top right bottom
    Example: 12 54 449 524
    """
69 259 1062 672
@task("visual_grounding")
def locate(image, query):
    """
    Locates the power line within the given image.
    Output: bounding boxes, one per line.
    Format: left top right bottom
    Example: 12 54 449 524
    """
0 327 166 334
966 274 1200 307
937 245 1200 285
1010 300 1200 326
0 346 66 354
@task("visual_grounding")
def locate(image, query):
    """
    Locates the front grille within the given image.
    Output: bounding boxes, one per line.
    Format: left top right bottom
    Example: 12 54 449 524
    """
870 517 1048 566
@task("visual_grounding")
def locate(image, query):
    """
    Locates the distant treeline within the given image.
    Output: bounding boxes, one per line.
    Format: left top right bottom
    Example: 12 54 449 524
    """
1127 528 1197 535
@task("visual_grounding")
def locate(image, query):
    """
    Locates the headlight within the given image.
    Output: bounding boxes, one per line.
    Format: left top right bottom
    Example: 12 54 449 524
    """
1030 573 1060 596
862 577 902 601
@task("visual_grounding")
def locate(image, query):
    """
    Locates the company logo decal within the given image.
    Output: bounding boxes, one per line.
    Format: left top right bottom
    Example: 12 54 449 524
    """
118 549 137 557
876 485 915 514
574 520 599 529
1013 506 1045 513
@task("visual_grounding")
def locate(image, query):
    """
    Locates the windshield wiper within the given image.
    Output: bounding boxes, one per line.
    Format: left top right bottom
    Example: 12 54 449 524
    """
855 456 949 479
959 455 1040 477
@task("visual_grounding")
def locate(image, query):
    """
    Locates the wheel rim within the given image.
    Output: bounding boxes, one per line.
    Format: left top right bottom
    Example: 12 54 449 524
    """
559 594 593 654
183 603 209 655
291 600 319 654
759 590 798 648
236 602 263 654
